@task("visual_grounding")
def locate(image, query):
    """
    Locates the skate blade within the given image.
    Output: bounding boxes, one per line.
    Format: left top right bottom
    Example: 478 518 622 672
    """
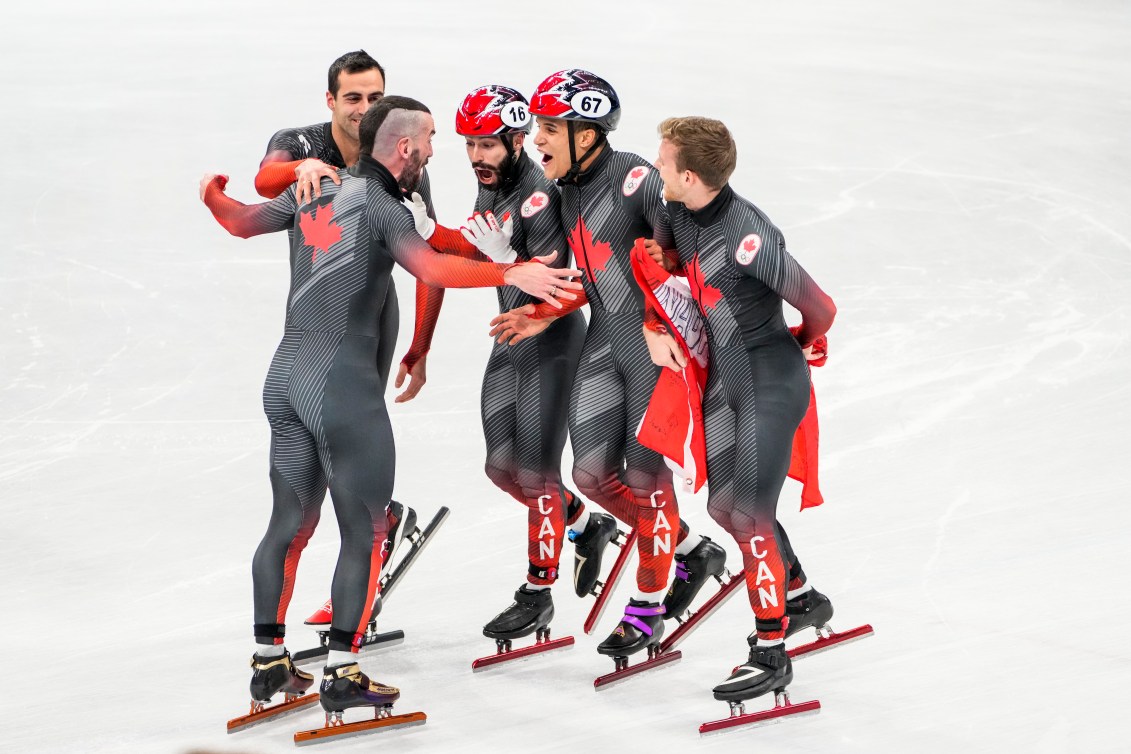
380 506 450 601
292 630 406 667
294 710 426 745
788 624 874 660
593 649 682 691
226 693 320 733
472 636 575 671
659 573 744 653
699 698 820 735
582 530 637 635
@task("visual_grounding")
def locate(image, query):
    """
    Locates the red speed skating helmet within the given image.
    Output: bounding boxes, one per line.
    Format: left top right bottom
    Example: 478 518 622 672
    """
455 85 532 136
529 69 621 132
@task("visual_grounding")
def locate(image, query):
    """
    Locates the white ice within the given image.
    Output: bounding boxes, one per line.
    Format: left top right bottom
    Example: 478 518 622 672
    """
2 1 1129 752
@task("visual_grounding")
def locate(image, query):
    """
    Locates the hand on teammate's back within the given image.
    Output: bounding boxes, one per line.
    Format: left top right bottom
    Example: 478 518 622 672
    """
295 159 341 205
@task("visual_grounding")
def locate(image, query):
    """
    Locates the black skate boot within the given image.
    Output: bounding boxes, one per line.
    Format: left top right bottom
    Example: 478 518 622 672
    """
569 512 618 597
483 584 554 641
319 662 400 718
712 638 792 702
249 649 314 702
384 500 417 564
663 536 727 619
597 599 666 660
785 586 834 638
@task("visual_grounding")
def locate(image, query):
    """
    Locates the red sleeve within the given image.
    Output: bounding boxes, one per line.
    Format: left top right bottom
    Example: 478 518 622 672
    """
401 280 445 370
429 223 488 260
203 176 295 238
529 288 589 321
254 160 303 199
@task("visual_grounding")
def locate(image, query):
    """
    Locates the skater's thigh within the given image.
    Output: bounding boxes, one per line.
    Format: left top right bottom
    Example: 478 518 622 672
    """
482 342 519 469
569 338 628 475
321 338 395 531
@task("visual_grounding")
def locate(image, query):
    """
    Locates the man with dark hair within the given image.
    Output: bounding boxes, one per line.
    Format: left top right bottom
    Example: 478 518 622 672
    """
199 95 582 722
647 116 837 713
254 49 387 200
248 51 439 636
488 71 725 668
399 85 598 653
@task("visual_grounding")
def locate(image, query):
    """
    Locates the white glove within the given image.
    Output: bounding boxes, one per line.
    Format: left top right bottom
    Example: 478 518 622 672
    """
402 191 436 240
460 211 517 263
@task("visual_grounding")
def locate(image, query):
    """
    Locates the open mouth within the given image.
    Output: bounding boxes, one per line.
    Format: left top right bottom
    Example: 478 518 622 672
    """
473 165 497 183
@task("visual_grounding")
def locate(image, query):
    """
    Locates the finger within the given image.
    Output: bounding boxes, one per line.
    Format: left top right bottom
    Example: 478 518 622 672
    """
484 211 500 233
672 347 688 369
411 191 423 205
313 179 322 199
460 226 475 245
474 213 491 235
539 294 564 309
533 250 559 264
328 170 342 185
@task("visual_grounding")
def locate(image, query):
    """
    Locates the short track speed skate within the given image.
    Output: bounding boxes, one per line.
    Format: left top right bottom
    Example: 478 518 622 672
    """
292 504 450 666
594 600 681 689
294 663 425 745
578 522 636 634
784 587 874 660
227 650 317 733
699 640 819 735
472 584 574 670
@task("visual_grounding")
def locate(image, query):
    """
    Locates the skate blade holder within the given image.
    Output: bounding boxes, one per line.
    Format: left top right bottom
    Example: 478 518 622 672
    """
294 706 426 745
672 567 734 625
789 623 874 660
227 692 321 733
472 627 576 671
594 646 683 690
699 689 820 735
586 528 632 598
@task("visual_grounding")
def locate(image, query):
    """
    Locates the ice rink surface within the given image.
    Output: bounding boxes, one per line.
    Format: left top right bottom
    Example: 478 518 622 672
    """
2 1 1129 751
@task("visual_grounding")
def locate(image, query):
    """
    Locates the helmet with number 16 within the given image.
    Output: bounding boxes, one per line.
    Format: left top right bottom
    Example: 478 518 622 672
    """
456 85 532 136
529 68 621 132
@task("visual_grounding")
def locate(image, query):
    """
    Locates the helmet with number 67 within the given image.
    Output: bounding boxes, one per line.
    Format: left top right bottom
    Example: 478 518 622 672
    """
529 69 621 132
456 85 532 136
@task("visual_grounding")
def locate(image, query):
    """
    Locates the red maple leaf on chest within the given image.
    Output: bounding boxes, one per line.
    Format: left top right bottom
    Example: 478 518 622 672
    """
530 194 545 207
567 217 615 280
299 203 343 262
686 254 722 314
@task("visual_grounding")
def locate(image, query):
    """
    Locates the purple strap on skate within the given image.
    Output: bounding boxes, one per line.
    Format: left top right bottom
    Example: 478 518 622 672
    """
621 604 665 636
675 562 690 581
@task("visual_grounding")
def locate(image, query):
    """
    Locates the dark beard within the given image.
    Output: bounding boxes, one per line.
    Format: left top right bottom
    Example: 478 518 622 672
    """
398 150 426 192
472 156 511 189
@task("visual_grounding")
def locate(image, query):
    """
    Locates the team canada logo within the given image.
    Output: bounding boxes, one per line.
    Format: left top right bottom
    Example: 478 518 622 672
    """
735 233 761 265
521 191 549 218
623 166 649 197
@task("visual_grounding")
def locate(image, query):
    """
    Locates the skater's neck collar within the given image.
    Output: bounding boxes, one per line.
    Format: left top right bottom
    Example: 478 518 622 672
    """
351 154 404 199
565 145 614 188
688 184 733 227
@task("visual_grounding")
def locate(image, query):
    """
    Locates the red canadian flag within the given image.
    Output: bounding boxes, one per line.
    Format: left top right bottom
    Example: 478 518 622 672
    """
630 240 709 493
630 239 827 510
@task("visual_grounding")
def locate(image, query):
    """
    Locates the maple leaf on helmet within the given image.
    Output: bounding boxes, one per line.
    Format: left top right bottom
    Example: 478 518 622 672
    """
455 84 531 136
529 69 622 132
